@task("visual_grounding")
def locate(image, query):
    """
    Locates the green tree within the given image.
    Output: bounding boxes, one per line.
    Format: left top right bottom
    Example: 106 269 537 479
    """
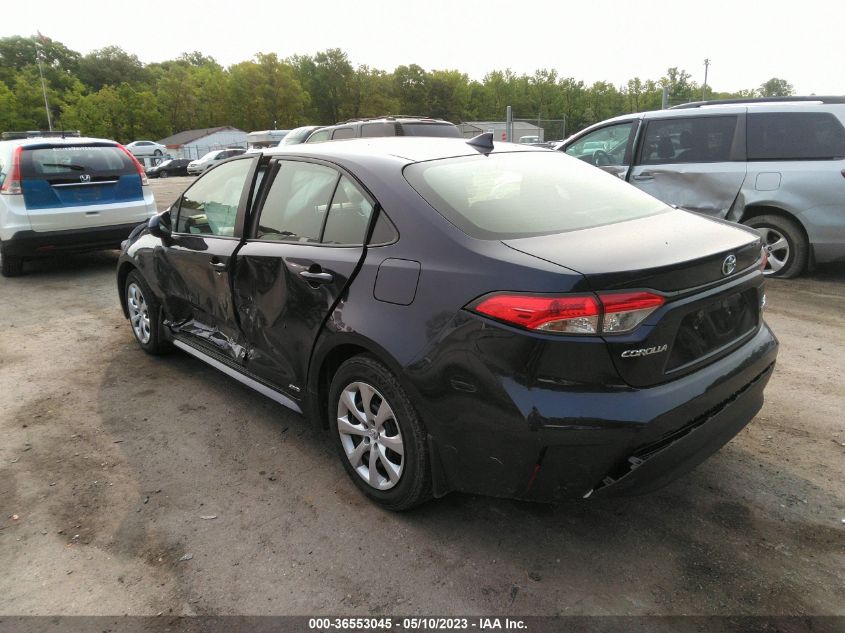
759 77 794 97
77 46 148 91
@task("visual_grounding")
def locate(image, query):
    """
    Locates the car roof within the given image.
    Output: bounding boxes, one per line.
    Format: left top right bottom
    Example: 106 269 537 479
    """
263 136 543 164
0 136 119 148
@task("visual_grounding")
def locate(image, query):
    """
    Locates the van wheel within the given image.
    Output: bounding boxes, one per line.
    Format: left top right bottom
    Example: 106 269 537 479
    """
743 214 808 278
0 252 23 277
329 356 431 511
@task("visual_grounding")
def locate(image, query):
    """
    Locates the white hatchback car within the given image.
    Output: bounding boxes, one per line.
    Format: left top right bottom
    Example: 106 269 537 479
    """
125 140 168 157
0 133 157 277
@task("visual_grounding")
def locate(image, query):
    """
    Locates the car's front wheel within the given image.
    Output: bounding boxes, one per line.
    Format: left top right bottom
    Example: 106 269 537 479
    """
154 150 162 156
125 270 170 354
329 356 431 510
743 214 808 278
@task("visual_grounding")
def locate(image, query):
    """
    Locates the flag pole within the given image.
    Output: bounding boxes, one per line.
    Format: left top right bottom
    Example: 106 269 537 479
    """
34 34 53 131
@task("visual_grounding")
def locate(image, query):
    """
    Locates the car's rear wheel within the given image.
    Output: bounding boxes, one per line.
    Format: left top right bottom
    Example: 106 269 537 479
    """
159 170 168 178
0 250 23 277
125 270 170 354
329 356 431 510
743 214 808 278
154 150 162 156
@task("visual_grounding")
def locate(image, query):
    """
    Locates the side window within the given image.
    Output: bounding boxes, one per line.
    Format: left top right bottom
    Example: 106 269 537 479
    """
369 212 398 245
322 176 374 245
306 129 331 144
565 122 634 166
640 116 737 165
748 112 845 160
255 161 339 242
332 127 355 140
361 122 396 138
176 158 252 236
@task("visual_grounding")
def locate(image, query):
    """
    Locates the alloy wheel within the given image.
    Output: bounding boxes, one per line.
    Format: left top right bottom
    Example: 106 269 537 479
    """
126 282 152 344
759 226 790 275
336 381 404 490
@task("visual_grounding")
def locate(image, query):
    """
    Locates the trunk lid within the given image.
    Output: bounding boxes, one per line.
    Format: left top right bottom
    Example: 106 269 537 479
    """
504 210 765 387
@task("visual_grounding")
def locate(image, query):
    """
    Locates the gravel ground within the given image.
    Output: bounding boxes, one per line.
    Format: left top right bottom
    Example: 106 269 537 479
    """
0 177 843 616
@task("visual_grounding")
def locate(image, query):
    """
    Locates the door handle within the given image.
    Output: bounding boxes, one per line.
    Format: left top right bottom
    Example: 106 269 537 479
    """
210 261 227 272
632 172 655 181
300 270 333 283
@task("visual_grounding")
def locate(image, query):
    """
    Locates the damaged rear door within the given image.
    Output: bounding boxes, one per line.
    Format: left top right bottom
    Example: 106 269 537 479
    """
232 158 375 398
627 111 747 219
158 155 258 361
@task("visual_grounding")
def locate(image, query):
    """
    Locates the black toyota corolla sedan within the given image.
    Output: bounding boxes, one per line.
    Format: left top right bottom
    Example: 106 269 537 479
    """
116 135 778 510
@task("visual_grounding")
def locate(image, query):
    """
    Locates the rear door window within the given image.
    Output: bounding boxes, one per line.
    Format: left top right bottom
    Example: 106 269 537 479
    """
747 112 845 160
639 116 737 164
361 122 397 138
21 145 135 182
321 176 374 245
399 123 461 138
253 161 339 243
332 127 355 140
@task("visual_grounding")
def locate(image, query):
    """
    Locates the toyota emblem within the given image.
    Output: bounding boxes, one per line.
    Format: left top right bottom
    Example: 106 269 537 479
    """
722 254 737 276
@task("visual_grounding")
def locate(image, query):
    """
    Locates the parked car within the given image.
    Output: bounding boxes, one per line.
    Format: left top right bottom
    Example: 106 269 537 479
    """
305 116 460 143
246 130 291 153
125 140 168 157
0 132 157 277
146 158 191 179
186 148 246 175
279 125 324 146
557 96 845 277
116 135 777 510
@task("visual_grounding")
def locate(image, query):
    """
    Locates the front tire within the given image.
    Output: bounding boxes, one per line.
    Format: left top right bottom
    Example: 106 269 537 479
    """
743 214 808 278
154 150 162 156
125 270 170 354
0 251 23 277
329 356 431 511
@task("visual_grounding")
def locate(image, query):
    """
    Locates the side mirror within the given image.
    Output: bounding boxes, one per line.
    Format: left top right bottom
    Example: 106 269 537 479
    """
148 210 172 240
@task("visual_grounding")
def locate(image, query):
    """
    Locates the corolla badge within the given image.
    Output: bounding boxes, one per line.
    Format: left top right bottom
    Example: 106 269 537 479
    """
722 254 737 276
621 344 668 358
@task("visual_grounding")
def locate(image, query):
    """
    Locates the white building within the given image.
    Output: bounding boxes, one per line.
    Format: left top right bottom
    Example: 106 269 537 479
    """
158 126 248 160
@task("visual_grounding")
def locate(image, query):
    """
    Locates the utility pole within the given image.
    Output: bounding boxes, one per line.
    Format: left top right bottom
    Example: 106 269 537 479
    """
34 35 53 131
702 58 711 102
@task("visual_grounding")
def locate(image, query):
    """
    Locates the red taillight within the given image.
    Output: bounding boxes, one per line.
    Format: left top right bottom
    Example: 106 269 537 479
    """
118 144 149 186
0 146 23 195
473 294 600 334
599 291 665 334
471 291 665 335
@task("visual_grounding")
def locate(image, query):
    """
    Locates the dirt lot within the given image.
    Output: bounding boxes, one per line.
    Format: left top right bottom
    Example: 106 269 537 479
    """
1 176 843 616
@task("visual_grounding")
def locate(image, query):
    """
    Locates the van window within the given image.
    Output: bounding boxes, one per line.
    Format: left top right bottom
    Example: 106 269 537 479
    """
332 127 355 140
639 116 737 164
747 112 845 160
361 122 397 138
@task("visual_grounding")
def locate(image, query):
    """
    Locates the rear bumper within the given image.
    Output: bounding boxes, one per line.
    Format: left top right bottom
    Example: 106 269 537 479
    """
422 322 778 502
0 222 145 257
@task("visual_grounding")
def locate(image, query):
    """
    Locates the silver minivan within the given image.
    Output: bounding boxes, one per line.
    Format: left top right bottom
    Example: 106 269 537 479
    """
558 97 845 277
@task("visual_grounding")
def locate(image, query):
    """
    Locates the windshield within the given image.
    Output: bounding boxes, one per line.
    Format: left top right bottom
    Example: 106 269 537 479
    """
404 151 668 240
281 127 319 145
21 145 135 179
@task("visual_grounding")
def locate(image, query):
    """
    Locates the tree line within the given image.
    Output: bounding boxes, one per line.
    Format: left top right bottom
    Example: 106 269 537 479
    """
0 34 796 143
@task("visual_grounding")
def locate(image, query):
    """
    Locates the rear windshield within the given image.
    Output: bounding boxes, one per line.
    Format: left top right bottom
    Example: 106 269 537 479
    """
21 145 135 179
404 151 668 239
399 123 461 138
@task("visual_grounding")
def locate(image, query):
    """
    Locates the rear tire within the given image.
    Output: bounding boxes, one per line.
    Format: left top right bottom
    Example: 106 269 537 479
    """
125 270 170 354
329 356 431 511
743 214 808 278
0 251 23 277
159 170 168 178
154 150 162 156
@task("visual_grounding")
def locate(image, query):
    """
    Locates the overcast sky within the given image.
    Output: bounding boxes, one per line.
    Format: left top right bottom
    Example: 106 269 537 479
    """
3 0 842 95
